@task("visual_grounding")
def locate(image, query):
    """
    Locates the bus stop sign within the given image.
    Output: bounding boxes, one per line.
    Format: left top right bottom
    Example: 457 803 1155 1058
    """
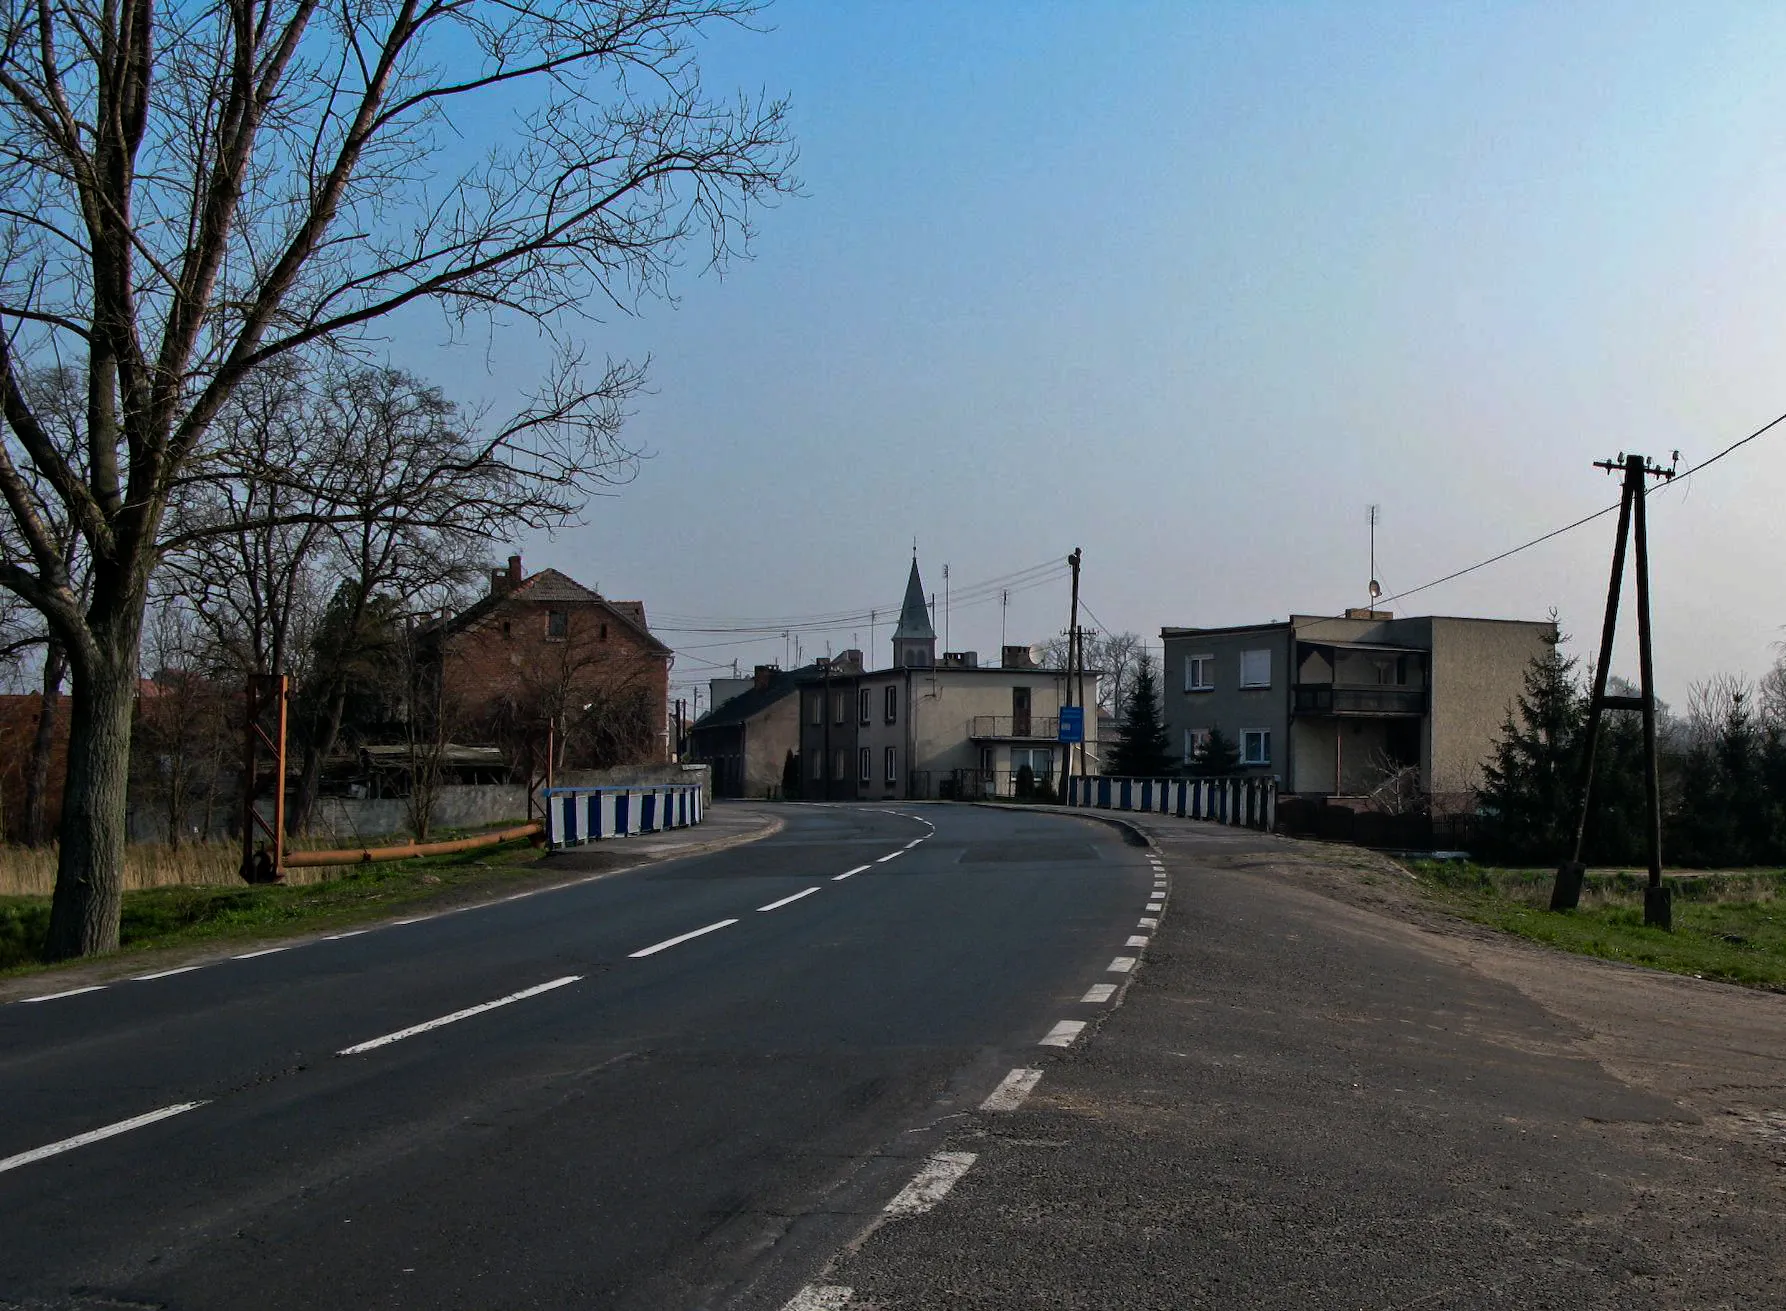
1058 705 1085 743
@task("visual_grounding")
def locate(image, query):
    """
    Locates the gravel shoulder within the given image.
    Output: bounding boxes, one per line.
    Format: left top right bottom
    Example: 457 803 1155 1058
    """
820 814 1786 1310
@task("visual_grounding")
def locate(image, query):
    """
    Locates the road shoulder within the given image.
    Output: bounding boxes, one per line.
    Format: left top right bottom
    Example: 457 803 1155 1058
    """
816 812 1786 1310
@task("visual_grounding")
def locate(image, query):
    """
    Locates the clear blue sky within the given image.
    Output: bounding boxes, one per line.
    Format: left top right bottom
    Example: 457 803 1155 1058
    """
399 1 1786 710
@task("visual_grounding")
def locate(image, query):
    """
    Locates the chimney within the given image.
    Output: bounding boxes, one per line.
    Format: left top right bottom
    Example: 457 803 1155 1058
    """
753 664 776 692
508 553 524 586
1002 644 1036 670
489 568 509 597
836 648 864 674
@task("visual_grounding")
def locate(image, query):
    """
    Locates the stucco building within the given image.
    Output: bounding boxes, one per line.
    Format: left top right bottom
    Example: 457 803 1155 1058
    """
433 555 673 770
689 662 819 799
1159 610 1553 813
796 560 1097 800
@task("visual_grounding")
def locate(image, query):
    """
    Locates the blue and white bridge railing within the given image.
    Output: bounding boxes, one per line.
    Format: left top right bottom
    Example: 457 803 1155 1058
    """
1066 774 1276 832
543 783 704 850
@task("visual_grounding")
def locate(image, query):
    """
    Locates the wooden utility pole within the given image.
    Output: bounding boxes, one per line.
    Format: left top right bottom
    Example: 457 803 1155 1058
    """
1550 452 1676 927
1061 548 1083 803
240 674 289 884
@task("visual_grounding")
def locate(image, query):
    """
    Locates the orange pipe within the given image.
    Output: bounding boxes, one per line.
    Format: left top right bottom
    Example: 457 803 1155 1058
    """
283 821 544 868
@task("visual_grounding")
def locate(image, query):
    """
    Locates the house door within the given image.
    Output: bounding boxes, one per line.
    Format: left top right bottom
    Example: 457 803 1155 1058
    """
1012 686 1031 737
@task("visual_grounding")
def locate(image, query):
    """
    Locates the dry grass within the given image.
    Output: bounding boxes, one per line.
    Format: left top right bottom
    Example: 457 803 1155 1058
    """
0 840 368 895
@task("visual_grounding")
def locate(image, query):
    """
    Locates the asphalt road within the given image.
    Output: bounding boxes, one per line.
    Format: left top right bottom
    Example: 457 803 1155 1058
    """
0 803 1154 1310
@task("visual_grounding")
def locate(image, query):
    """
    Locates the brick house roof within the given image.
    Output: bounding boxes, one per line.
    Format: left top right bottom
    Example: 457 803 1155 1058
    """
442 566 671 656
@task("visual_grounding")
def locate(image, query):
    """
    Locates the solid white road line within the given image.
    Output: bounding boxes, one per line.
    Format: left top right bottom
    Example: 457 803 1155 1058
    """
981 1068 1043 1111
337 976 581 1056
884 1150 977 1217
1039 1020 1087 1048
232 946 289 960
875 851 903 863
758 887 821 912
782 1285 854 1311
1127 935 1150 948
629 920 739 958
21 985 105 1003
904 839 923 849
132 966 201 982
1108 956 1137 973
0 1101 208 1175
833 864 871 881
323 930 370 940
1081 983 1118 1003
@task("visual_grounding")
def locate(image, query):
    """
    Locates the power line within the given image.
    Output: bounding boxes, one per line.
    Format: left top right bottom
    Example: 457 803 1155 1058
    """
1374 407 1786 611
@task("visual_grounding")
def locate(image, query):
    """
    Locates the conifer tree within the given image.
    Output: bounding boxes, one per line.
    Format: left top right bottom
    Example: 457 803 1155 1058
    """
1189 727 1242 777
1108 652 1175 777
1477 623 1583 862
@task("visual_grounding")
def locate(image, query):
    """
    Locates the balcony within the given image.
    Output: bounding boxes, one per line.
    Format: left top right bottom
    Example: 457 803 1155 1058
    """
1292 684 1427 717
969 715 1060 741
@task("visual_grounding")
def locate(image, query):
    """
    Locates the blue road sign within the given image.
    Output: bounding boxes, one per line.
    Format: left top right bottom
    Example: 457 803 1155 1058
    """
1058 705 1085 743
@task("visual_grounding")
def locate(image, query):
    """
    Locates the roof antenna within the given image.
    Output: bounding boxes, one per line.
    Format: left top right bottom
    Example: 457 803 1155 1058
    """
1367 505 1382 610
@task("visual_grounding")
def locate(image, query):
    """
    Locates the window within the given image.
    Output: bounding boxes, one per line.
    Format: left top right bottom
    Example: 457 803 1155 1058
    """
885 745 897 783
833 749 847 780
501 619 513 639
859 689 872 725
546 610 568 639
884 685 898 723
1242 729 1271 766
1184 654 1214 692
810 695 823 726
834 692 847 724
1240 649 1271 688
810 751 823 780
600 622 608 641
1184 728 1210 763
859 746 871 782
1011 747 1055 778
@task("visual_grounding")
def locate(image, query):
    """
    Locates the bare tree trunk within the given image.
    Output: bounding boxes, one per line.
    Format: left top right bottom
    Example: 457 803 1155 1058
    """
24 638 66 845
45 631 139 959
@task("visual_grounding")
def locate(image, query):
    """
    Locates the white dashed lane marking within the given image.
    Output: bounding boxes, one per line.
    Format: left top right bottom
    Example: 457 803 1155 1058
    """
1126 935 1150 948
132 966 200 982
1039 1019 1087 1047
833 865 871 881
1138 917 1159 929
884 1151 977 1217
21 985 105 1003
628 920 738 959
0 1101 208 1175
1108 956 1137 973
1081 983 1117 1003
337 976 581 1056
875 851 903 863
981 1068 1043 1111
758 887 821 912
232 947 289 960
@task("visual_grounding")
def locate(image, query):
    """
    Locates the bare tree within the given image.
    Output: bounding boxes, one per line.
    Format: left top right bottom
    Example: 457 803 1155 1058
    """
1759 650 1786 735
0 2 794 957
1040 629 1146 716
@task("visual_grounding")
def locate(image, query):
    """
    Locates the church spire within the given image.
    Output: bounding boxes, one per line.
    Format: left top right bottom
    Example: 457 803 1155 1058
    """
892 558 936 668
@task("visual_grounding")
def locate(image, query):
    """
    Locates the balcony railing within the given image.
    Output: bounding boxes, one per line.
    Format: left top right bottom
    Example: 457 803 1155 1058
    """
968 715 1061 740
1292 684 1427 716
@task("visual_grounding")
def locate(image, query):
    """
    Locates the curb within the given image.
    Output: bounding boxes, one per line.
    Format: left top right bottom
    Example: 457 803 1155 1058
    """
965 800 1154 850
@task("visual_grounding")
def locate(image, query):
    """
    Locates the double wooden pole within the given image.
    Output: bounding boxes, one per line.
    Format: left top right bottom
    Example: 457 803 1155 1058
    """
1550 453 1673 928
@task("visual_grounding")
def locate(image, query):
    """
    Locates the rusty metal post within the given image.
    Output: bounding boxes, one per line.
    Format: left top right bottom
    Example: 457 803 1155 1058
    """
240 674 289 884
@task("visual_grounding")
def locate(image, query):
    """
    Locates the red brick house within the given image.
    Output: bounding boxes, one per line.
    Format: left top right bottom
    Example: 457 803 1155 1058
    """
432 556 673 772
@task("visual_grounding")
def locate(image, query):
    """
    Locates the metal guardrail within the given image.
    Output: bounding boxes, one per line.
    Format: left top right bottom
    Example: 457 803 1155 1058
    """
543 783 704 850
1066 774 1277 832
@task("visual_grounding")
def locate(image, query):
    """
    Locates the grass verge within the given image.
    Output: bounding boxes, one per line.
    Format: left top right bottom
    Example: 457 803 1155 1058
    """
0 836 544 976
1406 861 1786 990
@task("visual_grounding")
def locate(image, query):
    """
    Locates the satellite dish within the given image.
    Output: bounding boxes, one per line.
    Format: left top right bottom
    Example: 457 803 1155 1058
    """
1369 580 1382 600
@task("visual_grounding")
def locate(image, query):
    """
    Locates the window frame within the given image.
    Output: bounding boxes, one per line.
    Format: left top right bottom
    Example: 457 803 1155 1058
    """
834 692 847 725
1184 727 1210 763
1241 728 1271 766
833 749 847 780
858 745 871 782
885 745 897 783
1239 648 1272 689
1184 653 1215 692
810 695 823 726
545 609 569 640
858 688 872 725
884 685 898 724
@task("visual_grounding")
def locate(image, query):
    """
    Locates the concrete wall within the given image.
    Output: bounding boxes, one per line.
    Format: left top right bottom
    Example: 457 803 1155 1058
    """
285 785 532 842
1427 617 1553 807
743 694 799 798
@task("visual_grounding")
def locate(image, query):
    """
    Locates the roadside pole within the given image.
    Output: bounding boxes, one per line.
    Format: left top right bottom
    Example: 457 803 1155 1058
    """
1550 452 1676 927
1062 548 1082 804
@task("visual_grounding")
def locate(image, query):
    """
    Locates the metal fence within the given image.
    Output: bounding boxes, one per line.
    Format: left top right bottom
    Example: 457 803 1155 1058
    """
1066 774 1277 832
543 783 704 850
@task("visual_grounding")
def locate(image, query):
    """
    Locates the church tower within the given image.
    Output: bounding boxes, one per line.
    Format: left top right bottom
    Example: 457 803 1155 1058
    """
891 558 936 669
